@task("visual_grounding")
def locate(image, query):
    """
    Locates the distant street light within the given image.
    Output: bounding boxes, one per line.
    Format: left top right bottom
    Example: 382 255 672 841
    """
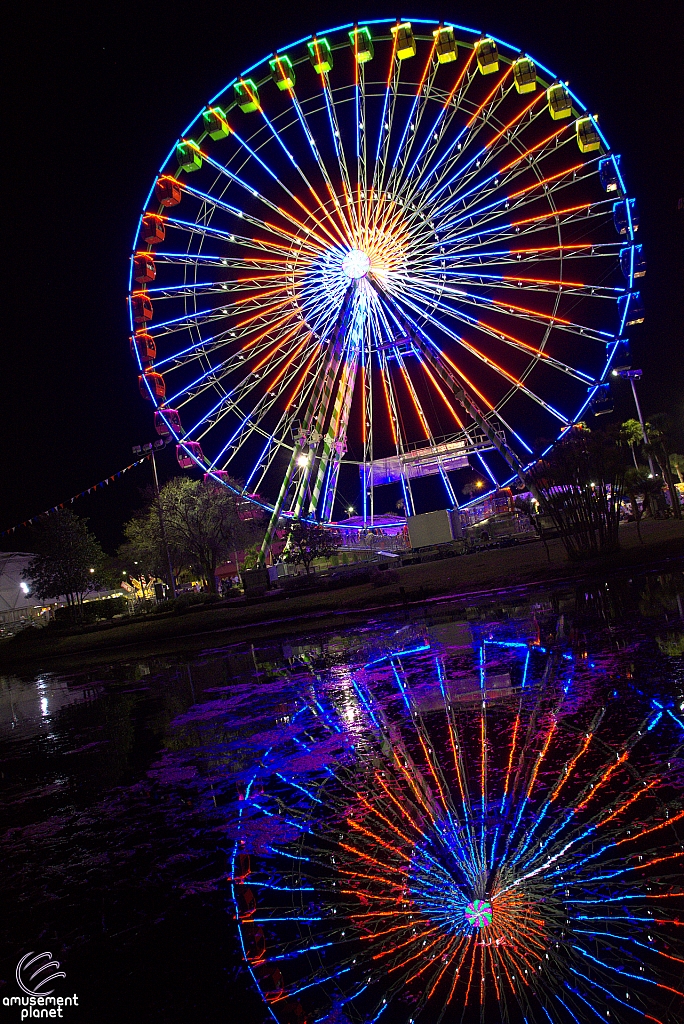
132 439 177 598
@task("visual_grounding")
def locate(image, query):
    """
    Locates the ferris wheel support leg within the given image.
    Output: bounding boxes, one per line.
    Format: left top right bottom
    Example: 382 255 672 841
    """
310 350 359 520
258 450 300 566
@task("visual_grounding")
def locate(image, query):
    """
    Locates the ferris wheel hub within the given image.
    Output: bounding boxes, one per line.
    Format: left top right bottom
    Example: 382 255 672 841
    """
341 248 371 280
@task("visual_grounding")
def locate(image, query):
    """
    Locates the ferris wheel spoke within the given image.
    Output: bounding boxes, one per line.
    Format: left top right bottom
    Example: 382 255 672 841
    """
178 178 334 255
237 86 353 250
201 354 313 469
369 31 399 196
442 201 615 259
163 316 305 406
401 47 479 196
386 288 571 425
161 215 318 263
403 281 598 384
445 126 580 221
182 339 312 452
410 64 516 207
242 349 327 485
199 133 349 254
311 71 358 234
399 273 575 335
423 85 547 213
427 116 573 220
385 36 439 195
437 154 590 236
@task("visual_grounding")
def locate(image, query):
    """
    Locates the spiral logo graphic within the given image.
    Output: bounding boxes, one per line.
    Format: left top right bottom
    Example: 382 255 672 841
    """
16 952 66 996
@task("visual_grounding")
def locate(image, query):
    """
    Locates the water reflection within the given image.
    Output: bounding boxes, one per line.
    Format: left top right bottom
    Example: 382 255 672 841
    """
0 570 683 1024
224 637 683 1024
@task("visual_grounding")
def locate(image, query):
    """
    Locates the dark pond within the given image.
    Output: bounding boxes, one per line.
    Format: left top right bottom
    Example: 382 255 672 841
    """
1 569 683 1024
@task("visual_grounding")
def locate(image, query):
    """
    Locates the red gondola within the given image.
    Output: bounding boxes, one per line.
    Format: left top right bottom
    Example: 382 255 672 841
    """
155 176 181 207
130 333 156 365
154 408 182 437
131 292 153 323
133 253 156 283
176 441 203 468
141 214 165 245
138 372 165 401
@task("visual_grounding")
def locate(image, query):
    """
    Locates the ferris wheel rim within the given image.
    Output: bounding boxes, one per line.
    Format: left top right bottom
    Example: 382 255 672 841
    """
129 17 638 522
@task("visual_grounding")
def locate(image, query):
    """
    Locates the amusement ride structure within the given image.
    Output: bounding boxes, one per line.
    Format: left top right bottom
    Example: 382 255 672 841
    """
128 18 643 555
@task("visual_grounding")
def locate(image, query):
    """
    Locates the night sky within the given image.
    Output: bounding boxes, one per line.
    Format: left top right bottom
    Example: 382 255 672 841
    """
4 0 683 552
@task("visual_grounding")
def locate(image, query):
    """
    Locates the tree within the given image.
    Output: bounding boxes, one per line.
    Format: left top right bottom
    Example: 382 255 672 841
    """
529 428 627 560
160 476 262 591
645 414 682 519
620 418 644 469
280 521 342 575
25 510 106 619
670 453 684 485
119 477 263 592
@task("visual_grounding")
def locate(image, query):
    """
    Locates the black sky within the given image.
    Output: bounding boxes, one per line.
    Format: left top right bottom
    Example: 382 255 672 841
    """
3 0 683 552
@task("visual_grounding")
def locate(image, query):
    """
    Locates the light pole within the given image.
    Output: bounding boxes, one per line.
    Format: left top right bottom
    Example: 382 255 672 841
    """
612 368 656 478
132 439 177 598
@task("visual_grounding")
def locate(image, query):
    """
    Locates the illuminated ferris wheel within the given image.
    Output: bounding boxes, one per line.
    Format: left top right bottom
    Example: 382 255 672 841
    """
128 18 643 544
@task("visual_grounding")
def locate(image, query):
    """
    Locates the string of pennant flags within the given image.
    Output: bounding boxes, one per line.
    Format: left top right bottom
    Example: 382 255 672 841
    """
0 455 152 537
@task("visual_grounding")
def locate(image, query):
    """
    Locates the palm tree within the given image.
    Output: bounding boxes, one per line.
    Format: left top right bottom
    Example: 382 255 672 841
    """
670 453 684 484
620 418 643 469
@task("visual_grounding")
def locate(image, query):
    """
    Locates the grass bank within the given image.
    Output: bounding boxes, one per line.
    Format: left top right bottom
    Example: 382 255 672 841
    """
2 520 683 673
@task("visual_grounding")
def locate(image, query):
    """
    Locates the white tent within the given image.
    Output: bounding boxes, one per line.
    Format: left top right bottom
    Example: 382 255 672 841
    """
0 552 39 622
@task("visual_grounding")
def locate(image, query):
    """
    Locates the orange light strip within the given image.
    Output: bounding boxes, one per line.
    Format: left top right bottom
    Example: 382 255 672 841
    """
489 297 572 325
613 808 684 848
575 750 629 812
524 716 557 801
442 47 476 109
386 24 399 88
264 333 312 389
284 345 320 411
435 347 496 411
357 792 416 848
594 777 660 828
508 162 584 200
498 126 568 174
548 732 593 804
419 361 466 428
251 323 304 373
386 933 443 974
235 297 293 329
239 309 297 353
234 285 289 307
398 362 431 438
346 818 407 861
465 63 514 129
500 711 521 808
484 90 546 152
501 274 585 287
371 925 439 962
380 362 399 445
511 201 591 228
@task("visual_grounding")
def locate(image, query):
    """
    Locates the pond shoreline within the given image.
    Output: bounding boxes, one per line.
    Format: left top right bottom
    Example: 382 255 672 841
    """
2 520 683 673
